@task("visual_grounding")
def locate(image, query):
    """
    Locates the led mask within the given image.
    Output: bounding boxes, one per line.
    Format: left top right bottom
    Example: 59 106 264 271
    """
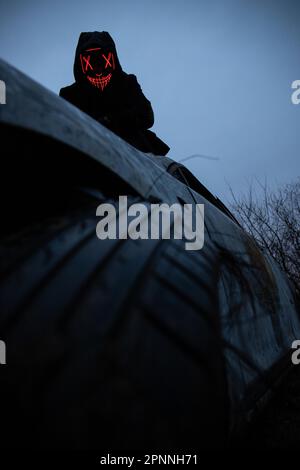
80 47 116 91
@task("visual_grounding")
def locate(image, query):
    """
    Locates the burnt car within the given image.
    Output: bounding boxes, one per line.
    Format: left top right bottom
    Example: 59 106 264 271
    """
0 58 299 450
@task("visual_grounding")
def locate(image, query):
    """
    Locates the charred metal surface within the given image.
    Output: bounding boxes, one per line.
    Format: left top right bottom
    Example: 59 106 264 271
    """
0 58 299 448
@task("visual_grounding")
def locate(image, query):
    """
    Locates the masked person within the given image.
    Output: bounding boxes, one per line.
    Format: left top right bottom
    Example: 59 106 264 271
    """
60 31 170 156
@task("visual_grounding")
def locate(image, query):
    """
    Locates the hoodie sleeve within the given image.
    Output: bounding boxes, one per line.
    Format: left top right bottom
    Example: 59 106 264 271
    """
59 84 79 107
109 75 154 130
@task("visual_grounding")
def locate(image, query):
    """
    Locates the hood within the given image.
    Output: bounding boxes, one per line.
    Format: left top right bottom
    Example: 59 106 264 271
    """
73 31 122 85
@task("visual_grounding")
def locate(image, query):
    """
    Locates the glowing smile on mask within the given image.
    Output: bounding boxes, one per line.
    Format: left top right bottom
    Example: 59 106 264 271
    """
87 73 112 91
80 48 115 92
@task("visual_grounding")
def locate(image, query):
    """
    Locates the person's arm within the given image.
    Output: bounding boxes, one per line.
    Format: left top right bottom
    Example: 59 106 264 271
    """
109 75 154 130
60 85 109 125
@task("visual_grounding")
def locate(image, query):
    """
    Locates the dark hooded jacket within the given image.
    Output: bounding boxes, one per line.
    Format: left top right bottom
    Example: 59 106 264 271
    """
59 31 169 156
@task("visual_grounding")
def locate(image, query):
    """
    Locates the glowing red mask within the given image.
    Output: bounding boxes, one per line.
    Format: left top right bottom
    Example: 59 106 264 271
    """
80 47 116 91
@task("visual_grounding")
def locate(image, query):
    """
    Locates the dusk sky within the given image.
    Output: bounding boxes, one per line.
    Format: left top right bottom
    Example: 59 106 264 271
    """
1 0 299 202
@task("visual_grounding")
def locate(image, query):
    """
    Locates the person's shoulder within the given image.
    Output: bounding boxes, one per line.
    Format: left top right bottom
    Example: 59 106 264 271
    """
125 73 138 82
119 72 138 85
120 73 143 92
59 82 78 98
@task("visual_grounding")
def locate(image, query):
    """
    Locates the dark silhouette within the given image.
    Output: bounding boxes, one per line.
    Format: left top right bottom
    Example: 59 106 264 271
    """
60 31 169 156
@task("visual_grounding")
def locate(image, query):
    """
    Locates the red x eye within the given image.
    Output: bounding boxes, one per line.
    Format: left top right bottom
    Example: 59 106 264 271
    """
102 52 115 69
80 54 93 73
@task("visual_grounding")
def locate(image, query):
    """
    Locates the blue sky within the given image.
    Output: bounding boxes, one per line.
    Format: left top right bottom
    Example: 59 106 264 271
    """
1 0 299 202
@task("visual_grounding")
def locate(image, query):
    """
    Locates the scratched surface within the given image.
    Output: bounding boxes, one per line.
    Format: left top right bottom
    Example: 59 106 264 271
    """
0 57 300 439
